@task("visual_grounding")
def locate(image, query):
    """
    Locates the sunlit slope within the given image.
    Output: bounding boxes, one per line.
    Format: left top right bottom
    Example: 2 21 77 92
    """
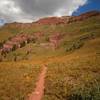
43 37 100 100
1 15 100 61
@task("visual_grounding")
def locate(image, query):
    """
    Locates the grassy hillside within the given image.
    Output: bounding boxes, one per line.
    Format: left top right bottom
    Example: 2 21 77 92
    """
43 37 100 100
0 12 100 100
0 15 100 61
0 62 41 100
0 15 100 43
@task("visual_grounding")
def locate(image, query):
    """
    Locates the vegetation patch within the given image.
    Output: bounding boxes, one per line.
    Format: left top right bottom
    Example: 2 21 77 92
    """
0 62 41 100
43 37 100 100
44 55 100 100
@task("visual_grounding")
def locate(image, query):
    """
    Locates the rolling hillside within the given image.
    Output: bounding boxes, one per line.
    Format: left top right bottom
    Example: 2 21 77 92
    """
0 11 100 100
0 11 100 61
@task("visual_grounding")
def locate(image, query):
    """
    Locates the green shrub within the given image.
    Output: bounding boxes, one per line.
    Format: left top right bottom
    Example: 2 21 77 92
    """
66 40 84 52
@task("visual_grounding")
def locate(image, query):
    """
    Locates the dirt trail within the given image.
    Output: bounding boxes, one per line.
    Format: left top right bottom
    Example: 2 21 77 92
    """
29 65 47 100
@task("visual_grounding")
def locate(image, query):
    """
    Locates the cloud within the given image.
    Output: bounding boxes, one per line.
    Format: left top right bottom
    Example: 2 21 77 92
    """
0 0 88 23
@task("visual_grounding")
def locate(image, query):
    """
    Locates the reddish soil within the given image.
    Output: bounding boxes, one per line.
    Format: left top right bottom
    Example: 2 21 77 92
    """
29 65 47 100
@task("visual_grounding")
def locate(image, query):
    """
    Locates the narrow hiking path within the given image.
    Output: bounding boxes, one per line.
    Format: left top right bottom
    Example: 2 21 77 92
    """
28 52 88 100
29 65 47 100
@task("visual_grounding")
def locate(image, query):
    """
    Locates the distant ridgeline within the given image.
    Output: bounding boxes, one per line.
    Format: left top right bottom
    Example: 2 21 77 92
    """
4 10 100 28
35 11 100 25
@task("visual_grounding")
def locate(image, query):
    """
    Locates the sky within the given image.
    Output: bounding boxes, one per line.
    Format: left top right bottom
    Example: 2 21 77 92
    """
0 0 100 25
73 0 100 15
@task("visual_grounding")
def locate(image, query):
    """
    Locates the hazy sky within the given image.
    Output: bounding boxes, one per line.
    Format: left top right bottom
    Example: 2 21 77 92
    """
0 0 88 23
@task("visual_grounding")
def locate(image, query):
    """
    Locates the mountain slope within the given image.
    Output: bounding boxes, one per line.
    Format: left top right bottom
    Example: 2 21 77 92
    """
0 11 100 42
0 11 100 100
0 11 100 61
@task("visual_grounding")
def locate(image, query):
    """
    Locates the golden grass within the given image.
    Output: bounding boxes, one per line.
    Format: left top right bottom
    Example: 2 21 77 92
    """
0 62 41 100
43 38 100 100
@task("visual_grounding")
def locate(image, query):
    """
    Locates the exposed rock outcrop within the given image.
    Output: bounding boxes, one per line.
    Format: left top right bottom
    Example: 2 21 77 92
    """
0 33 35 55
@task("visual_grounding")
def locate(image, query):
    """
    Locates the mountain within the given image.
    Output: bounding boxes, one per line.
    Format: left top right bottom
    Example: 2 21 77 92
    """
0 11 100 100
3 10 100 26
35 10 100 24
0 10 100 61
